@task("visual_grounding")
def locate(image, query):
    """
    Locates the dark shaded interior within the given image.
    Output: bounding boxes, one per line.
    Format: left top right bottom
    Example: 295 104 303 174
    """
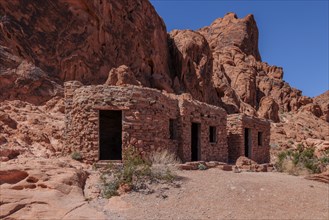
169 119 176 140
191 122 201 161
258 131 263 146
244 128 251 157
209 126 216 143
99 110 122 160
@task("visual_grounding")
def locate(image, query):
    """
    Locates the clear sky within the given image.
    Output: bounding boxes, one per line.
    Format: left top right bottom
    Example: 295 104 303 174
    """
150 0 329 98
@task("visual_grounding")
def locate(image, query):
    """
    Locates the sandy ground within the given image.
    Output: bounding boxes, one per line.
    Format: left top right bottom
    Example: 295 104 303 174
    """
99 169 329 220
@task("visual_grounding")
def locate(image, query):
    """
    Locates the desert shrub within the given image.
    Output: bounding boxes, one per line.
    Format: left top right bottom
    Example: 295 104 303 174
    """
71 151 82 161
102 180 120 198
100 147 177 198
198 164 207 170
275 145 324 175
148 148 181 165
150 165 176 182
319 157 329 164
121 147 151 184
275 151 288 172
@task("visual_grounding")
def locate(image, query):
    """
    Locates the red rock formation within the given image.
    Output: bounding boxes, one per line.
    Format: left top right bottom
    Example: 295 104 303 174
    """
0 0 327 157
198 13 261 61
0 46 62 105
0 0 172 91
258 97 280 123
313 91 329 122
168 30 218 104
105 65 141 86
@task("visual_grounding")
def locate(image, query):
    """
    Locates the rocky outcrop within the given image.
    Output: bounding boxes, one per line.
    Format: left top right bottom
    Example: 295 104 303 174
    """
0 99 64 159
0 158 107 219
198 13 261 61
194 12 307 118
168 30 218 104
105 65 141 86
1 1 326 123
0 0 172 91
0 46 62 105
271 111 329 150
258 97 280 122
0 1 328 161
313 91 329 122
198 13 260 113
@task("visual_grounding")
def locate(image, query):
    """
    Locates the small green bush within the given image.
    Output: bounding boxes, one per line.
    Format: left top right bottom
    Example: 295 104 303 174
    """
198 164 207 170
275 145 325 175
71 151 82 161
102 180 120 198
319 157 329 164
100 147 177 198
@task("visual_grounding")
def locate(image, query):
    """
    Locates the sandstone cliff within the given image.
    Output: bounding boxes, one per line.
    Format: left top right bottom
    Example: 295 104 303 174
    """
0 0 172 101
0 0 328 157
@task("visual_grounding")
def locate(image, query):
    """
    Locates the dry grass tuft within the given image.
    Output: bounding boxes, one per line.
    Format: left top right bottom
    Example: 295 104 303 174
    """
147 149 181 165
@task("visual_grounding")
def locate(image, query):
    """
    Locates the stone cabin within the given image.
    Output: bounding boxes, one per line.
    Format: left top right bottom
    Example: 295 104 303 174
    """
64 81 228 163
227 114 270 164
64 81 270 164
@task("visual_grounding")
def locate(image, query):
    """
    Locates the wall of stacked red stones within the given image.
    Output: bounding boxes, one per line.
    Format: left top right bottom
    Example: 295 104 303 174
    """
227 114 270 164
64 81 229 163
178 99 228 162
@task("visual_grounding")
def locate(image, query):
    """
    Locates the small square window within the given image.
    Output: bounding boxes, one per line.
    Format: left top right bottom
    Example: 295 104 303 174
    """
209 126 217 143
258 132 263 146
169 119 177 140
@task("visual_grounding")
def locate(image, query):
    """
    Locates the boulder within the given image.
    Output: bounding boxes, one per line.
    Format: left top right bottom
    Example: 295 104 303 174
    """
236 156 257 167
105 65 141 86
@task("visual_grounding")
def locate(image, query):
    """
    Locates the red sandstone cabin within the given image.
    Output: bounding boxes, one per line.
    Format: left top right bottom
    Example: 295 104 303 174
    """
64 81 270 164
227 114 270 164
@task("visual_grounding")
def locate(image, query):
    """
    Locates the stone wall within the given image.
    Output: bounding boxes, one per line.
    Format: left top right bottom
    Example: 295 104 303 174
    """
64 81 228 163
178 99 228 162
227 114 270 164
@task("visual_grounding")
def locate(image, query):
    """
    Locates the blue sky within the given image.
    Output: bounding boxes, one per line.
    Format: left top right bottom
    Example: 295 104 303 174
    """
150 0 329 97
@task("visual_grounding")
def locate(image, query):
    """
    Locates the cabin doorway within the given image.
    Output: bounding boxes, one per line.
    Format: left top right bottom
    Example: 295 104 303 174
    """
191 123 201 161
99 110 122 160
244 128 251 158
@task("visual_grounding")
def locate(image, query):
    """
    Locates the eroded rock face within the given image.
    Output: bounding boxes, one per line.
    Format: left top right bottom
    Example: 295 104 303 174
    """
0 99 64 159
0 1 328 169
0 46 62 105
1 1 326 123
0 0 172 91
0 158 107 219
197 13 260 112
270 111 329 150
168 30 218 104
105 65 141 86
198 13 261 61
258 97 280 122
313 91 329 122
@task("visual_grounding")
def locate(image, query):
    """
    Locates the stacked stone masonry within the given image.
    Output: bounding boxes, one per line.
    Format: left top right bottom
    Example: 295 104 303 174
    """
64 81 269 164
227 114 270 164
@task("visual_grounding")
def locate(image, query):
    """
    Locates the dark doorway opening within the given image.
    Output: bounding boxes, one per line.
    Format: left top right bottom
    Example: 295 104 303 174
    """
258 132 263 146
209 126 217 143
99 110 122 160
191 123 201 161
244 128 251 158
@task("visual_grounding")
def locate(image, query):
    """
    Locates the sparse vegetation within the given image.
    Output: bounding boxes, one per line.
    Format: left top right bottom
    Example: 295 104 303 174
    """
100 147 179 198
71 151 83 161
288 140 294 144
148 148 181 165
198 164 207 170
275 144 328 175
